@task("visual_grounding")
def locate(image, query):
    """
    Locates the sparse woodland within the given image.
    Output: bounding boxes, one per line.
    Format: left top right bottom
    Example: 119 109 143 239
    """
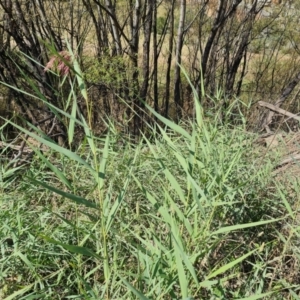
0 0 300 138
1 0 300 299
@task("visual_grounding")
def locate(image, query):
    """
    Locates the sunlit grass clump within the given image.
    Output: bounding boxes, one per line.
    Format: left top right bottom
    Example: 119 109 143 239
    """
0 48 299 299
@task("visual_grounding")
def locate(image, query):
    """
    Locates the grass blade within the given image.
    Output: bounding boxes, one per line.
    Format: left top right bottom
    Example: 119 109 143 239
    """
174 236 188 299
211 218 284 235
33 149 72 190
145 103 191 140
68 85 78 146
236 291 275 300
41 236 102 260
206 248 257 280
29 177 98 209
6 120 95 174
121 278 150 300
3 284 34 300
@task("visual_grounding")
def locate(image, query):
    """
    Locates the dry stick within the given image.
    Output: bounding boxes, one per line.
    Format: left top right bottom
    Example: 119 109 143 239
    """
0 141 31 153
258 102 300 168
277 154 300 167
258 101 300 122
258 72 300 168
262 71 300 132
258 103 300 168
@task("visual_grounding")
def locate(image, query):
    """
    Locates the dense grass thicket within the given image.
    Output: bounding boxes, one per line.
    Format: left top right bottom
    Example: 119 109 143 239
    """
1 50 300 299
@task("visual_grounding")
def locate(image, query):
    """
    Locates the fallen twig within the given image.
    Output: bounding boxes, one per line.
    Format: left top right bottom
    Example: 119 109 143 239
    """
258 101 300 122
0 141 31 153
276 153 300 167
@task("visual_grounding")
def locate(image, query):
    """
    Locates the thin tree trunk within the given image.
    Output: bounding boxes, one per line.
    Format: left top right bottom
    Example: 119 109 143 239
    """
105 0 122 55
134 0 153 133
164 0 175 118
129 0 141 134
139 0 153 102
197 0 242 95
174 0 186 119
153 1 158 113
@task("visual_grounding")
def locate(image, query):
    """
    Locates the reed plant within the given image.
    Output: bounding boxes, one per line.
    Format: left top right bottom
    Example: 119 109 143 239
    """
0 47 299 299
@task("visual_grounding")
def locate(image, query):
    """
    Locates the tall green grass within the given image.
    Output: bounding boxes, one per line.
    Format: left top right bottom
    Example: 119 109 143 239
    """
0 48 299 299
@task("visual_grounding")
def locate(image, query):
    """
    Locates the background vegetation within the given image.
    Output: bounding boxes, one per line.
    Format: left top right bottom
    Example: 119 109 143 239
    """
0 0 300 138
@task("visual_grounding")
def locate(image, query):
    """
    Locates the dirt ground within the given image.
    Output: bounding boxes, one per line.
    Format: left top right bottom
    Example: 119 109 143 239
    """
257 130 300 186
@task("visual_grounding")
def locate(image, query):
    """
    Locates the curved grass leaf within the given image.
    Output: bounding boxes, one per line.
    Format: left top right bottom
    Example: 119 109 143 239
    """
236 291 275 300
206 248 257 280
41 236 102 260
276 182 294 217
145 104 191 140
29 177 98 209
211 218 284 235
121 278 150 300
3 284 34 300
178 63 204 128
68 85 78 146
33 148 72 190
174 238 188 298
5 120 95 174
0 82 85 128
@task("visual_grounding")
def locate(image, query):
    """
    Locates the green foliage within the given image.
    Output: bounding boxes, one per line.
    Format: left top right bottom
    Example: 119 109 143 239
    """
156 16 168 35
83 54 129 88
0 49 300 300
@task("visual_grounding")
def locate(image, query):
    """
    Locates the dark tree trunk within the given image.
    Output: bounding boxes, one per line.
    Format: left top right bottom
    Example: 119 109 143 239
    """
174 0 186 119
135 0 153 133
164 1 175 118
